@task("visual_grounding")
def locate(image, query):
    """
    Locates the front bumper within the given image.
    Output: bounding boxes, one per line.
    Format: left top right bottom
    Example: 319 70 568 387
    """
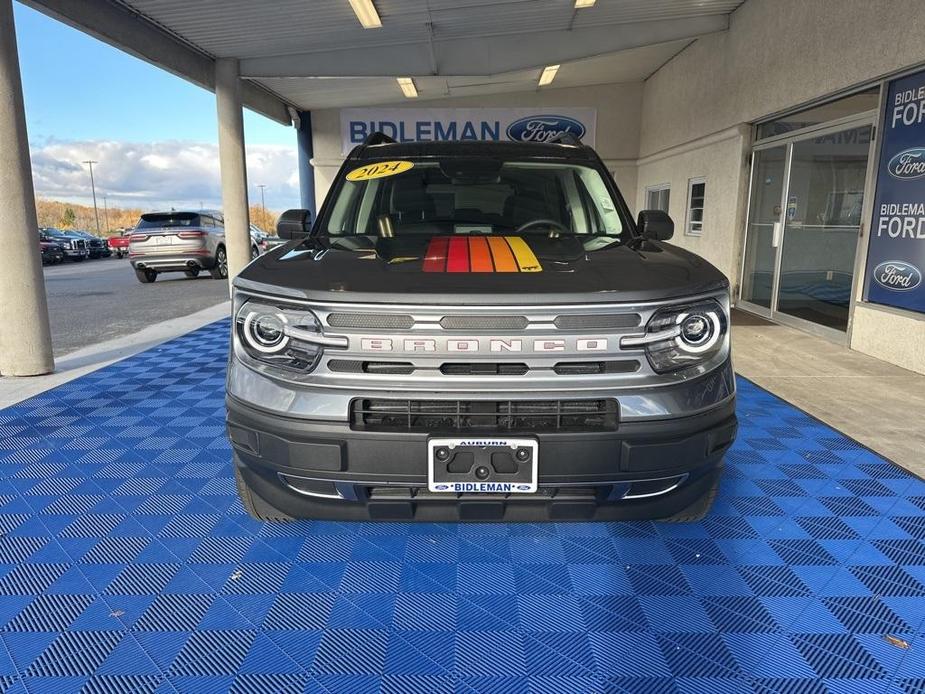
227 390 737 521
42 250 64 263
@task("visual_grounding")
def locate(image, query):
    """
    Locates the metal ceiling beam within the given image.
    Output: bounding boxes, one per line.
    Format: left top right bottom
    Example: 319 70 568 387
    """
21 0 292 125
241 15 728 78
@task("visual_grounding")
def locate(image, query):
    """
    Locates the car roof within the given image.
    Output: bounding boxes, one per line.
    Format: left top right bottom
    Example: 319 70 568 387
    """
143 209 222 216
348 140 597 163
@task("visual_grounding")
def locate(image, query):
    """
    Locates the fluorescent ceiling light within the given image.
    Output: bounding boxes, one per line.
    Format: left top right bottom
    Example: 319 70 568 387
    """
574 0 596 7
538 65 560 87
397 77 418 98
347 0 382 28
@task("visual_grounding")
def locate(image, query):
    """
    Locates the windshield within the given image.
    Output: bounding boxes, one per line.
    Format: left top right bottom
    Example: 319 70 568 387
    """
137 212 200 229
319 158 626 238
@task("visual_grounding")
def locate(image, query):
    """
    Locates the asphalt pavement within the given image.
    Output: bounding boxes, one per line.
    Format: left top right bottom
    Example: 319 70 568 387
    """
42 257 230 356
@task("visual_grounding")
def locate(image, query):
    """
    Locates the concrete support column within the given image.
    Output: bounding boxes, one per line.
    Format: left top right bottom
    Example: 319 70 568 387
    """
0 0 54 376
296 110 316 218
215 57 251 284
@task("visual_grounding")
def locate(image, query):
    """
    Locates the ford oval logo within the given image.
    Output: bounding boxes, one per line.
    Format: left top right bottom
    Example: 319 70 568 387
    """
506 115 586 143
888 148 925 180
873 260 922 292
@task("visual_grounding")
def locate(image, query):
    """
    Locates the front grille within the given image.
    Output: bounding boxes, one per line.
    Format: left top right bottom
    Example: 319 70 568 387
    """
328 360 637 377
351 398 618 432
439 315 528 330
328 359 414 375
439 363 528 376
325 312 640 332
327 313 414 329
553 360 640 375
553 313 641 329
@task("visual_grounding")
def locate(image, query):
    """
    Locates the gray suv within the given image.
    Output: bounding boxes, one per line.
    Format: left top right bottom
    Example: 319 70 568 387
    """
129 210 229 283
226 136 737 523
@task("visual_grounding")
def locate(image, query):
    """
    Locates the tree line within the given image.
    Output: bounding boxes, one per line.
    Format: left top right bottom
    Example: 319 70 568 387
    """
35 198 280 237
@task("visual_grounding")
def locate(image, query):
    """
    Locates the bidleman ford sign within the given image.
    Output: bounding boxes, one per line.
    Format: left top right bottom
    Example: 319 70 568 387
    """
340 108 597 154
865 69 925 314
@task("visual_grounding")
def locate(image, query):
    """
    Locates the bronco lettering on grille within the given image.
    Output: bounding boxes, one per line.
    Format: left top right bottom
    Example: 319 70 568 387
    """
355 337 610 353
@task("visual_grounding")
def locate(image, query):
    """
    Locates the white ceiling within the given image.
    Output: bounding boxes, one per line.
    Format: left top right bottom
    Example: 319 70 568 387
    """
92 0 747 110
258 39 693 109
117 0 744 58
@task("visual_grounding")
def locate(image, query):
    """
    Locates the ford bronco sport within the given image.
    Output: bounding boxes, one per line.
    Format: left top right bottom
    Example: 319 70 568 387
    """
226 134 737 522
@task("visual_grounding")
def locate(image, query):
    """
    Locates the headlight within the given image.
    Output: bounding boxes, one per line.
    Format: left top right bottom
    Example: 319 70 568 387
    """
242 310 289 353
622 299 728 374
235 300 344 373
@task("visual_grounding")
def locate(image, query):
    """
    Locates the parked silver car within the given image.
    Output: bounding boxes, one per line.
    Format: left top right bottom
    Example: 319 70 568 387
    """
129 210 228 283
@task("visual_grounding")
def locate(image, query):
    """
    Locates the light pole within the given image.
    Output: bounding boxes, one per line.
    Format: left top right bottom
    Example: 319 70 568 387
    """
102 195 110 235
257 184 268 230
82 160 101 235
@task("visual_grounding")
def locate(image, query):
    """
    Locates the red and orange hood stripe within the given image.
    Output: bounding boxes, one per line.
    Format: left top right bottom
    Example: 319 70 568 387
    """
423 236 542 273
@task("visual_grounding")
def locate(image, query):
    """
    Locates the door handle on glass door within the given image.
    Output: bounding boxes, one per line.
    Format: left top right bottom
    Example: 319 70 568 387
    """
771 221 782 248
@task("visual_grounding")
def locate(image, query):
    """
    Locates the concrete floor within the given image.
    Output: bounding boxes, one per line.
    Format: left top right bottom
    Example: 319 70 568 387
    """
732 309 925 479
43 257 229 356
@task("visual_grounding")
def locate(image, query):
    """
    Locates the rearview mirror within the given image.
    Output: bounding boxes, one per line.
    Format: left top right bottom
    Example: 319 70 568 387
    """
637 209 674 241
277 209 313 239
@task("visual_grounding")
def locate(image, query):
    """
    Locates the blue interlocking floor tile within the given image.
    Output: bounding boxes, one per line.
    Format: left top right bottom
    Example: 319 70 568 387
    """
1 319 924 693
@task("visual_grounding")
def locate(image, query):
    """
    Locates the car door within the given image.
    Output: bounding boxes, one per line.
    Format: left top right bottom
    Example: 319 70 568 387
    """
209 214 224 256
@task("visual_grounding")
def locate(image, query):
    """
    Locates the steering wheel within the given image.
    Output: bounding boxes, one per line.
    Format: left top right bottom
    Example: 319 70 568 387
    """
515 218 570 234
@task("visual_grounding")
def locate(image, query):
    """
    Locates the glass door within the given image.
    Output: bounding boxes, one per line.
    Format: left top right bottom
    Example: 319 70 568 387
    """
739 121 874 337
740 145 788 316
774 124 872 334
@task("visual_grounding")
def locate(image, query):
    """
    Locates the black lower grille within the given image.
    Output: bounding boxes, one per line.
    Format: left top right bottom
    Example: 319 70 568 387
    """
553 361 640 375
440 363 528 376
328 359 414 375
351 398 618 432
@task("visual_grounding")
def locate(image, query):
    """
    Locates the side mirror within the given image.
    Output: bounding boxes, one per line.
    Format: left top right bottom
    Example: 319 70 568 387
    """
277 209 313 239
637 209 674 241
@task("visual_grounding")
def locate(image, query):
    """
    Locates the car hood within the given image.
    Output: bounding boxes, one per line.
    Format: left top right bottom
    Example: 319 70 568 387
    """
236 234 729 305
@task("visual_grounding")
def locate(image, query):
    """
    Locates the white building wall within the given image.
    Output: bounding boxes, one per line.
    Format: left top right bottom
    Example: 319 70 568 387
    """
637 0 925 374
640 0 925 156
635 126 750 283
310 83 643 212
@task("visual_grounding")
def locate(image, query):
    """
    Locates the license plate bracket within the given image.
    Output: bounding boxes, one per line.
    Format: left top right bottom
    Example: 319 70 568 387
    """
427 437 537 493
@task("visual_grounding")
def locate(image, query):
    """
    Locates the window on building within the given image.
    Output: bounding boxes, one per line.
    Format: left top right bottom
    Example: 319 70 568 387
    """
755 87 879 141
645 184 670 213
686 178 705 236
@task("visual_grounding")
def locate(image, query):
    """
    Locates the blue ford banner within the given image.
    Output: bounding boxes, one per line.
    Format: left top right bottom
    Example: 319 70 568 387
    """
865 70 925 313
340 108 596 154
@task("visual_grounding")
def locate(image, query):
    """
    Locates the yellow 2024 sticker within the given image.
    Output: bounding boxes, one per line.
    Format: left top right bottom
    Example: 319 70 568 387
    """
346 160 414 182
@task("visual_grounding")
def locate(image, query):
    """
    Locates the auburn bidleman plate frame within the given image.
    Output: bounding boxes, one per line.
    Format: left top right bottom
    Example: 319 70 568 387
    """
427 437 538 493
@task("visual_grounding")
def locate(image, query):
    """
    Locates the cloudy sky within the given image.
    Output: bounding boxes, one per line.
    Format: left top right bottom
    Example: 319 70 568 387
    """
15 2 300 212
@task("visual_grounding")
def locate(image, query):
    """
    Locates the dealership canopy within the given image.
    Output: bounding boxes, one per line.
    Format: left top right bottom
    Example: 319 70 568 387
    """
22 0 746 121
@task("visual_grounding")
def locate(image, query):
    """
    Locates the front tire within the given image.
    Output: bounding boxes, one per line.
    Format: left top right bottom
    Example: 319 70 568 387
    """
135 268 157 284
210 246 228 279
234 463 293 522
184 268 200 279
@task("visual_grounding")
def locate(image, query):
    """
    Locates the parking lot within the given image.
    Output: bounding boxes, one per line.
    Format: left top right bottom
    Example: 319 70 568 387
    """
42 257 228 357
